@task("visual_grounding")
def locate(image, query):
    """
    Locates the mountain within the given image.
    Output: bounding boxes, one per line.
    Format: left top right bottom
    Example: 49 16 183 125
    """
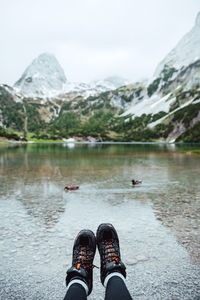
61 76 129 99
113 12 200 141
154 12 200 76
1 12 200 143
14 53 67 98
14 53 128 99
121 60 200 118
94 76 129 89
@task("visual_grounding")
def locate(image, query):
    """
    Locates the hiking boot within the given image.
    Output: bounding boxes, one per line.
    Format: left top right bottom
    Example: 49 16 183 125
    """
96 223 126 285
66 229 96 295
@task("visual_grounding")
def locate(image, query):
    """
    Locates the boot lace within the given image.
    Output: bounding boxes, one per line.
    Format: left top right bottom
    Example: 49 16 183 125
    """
74 246 98 271
102 240 120 267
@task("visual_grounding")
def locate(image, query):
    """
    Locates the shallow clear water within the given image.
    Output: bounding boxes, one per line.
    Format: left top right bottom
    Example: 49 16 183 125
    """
0 143 200 299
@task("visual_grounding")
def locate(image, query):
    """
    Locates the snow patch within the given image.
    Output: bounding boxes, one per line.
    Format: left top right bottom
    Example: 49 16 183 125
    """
121 93 174 118
62 138 75 143
193 99 200 104
148 98 194 128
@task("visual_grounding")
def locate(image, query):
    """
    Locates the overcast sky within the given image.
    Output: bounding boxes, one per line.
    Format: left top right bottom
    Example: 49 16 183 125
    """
0 0 200 85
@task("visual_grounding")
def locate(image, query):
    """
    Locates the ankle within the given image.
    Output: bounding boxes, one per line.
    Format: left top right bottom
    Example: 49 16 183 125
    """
66 278 89 295
104 271 126 287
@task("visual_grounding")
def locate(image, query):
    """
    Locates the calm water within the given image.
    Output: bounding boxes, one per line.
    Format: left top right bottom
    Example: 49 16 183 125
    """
0 143 200 299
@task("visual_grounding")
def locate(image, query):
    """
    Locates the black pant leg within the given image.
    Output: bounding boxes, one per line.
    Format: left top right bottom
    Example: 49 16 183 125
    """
105 276 132 300
64 283 87 300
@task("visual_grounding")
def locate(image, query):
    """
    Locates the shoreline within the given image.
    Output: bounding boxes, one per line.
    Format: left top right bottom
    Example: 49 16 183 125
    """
1 138 200 146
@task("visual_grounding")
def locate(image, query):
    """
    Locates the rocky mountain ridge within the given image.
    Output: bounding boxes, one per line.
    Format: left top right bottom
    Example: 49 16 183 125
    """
13 53 129 99
14 53 67 98
154 12 200 76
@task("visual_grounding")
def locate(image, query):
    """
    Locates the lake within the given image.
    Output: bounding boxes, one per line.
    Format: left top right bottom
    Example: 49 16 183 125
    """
0 143 200 299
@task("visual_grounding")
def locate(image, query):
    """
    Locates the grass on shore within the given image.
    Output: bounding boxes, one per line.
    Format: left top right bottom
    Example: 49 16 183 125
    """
178 149 200 155
28 138 64 143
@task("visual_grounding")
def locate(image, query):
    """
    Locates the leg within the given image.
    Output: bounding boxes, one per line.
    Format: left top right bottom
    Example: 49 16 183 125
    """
64 229 96 298
96 223 133 300
105 274 132 300
64 282 87 300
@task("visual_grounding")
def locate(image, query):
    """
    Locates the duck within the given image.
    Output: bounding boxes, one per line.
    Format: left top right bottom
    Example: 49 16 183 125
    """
132 179 142 185
64 185 79 191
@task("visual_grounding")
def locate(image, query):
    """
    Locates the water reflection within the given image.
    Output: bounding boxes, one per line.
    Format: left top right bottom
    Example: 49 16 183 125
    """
0 143 200 260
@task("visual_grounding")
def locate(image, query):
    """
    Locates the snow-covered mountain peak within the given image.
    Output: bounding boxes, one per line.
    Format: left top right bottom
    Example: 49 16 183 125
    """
13 52 129 99
154 12 200 77
61 76 129 99
195 11 200 26
14 53 67 98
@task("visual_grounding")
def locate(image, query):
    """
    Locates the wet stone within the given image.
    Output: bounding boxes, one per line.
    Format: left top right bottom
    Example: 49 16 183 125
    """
44 260 50 264
58 233 65 237
33 256 40 261
47 229 56 233
24 232 32 236
135 255 149 262
126 259 138 265
31 243 39 247
171 295 181 300
16 244 24 248
171 280 178 285
10 250 17 253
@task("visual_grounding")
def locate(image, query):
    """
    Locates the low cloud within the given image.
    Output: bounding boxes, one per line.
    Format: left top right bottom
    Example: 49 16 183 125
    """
0 0 199 84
